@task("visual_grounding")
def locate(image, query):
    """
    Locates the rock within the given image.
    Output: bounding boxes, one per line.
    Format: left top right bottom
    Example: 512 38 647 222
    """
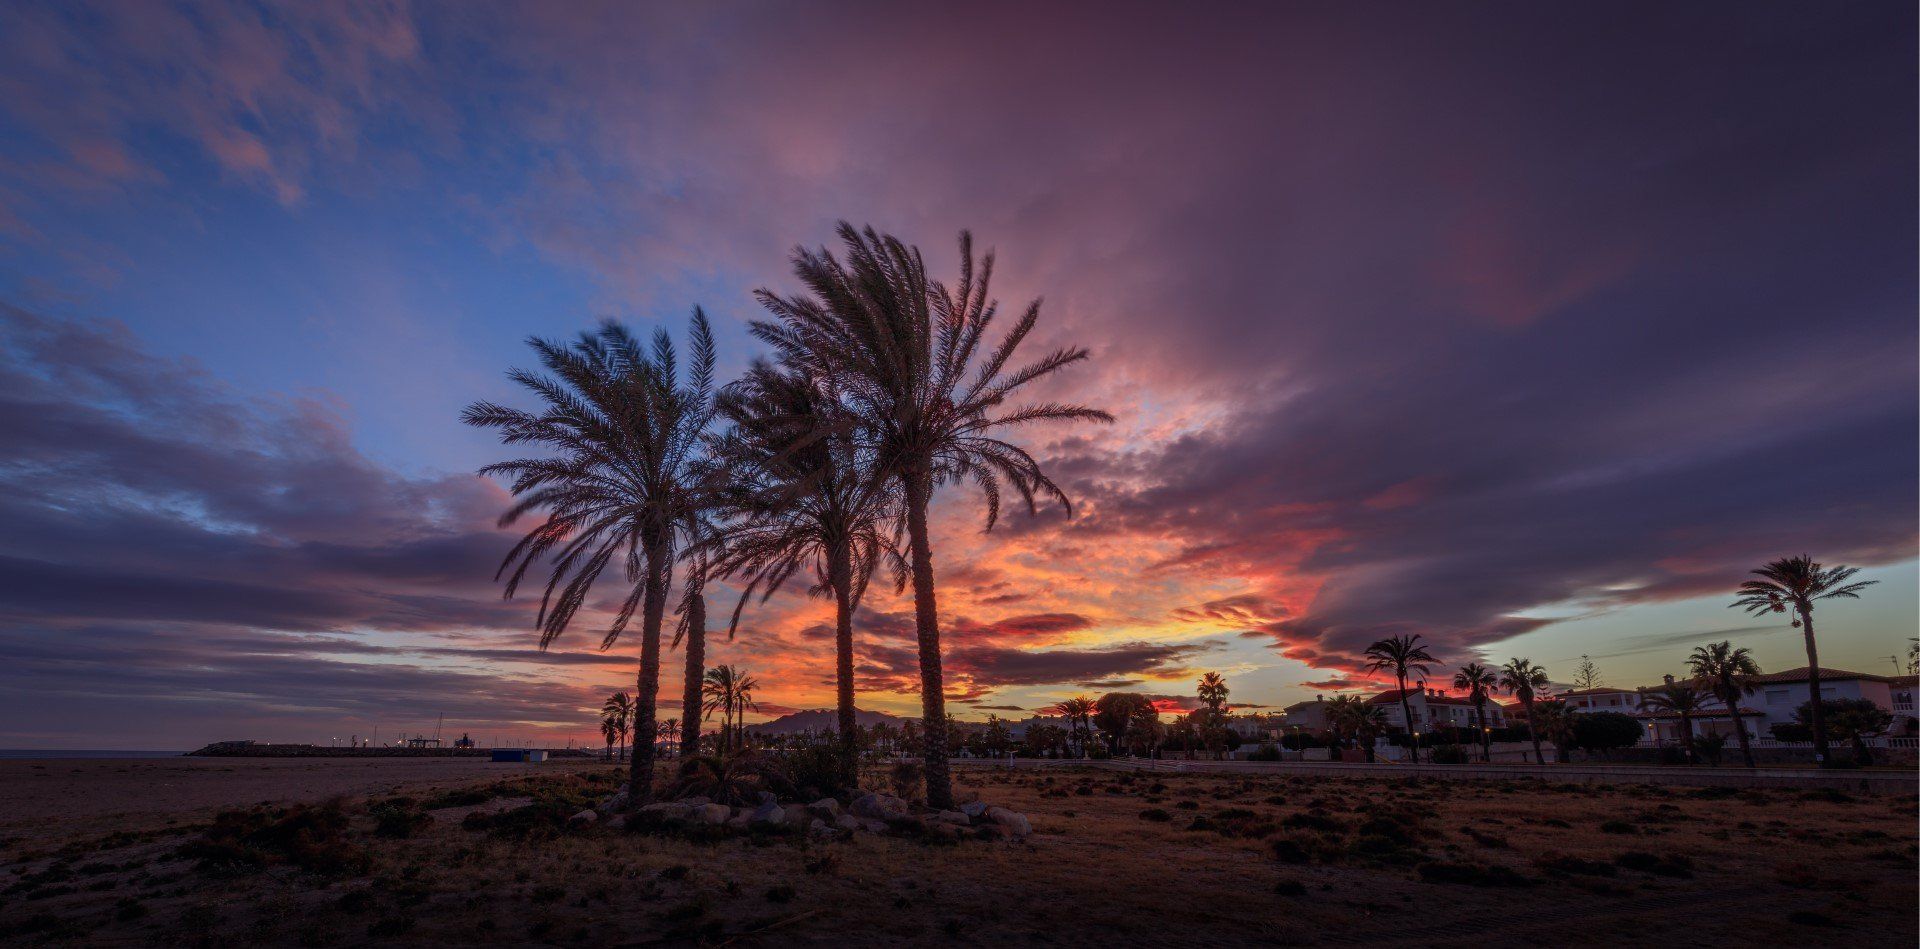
605 814 627 831
757 791 778 806
694 803 730 825
808 798 842 819
783 803 810 827
932 809 970 826
681 796 711 808
639 802 695 822
833 814 864 834
851 792 908 821
597 789 631 815
749 800 787 827
569 809 598 824
958 800 989 819
726 813 751 830
926 821 964 842
860 818 889 834
985 807 1031 838
808 818 832 838
974 823 1006 841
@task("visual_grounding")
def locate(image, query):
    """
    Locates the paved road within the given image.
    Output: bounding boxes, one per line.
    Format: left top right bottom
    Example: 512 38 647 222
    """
956 756 1919 794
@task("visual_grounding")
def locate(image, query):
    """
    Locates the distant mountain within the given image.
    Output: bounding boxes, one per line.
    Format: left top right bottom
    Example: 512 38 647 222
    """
745 708 907 735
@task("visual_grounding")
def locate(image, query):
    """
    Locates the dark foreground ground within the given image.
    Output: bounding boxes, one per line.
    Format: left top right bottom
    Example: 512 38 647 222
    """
1 758 1913 946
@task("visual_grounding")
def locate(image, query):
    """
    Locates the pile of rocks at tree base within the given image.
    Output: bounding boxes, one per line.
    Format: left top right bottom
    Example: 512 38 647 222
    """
572 788 1032 842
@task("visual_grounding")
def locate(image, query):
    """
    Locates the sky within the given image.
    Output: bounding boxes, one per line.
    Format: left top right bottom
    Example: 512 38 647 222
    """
1 1 1914 749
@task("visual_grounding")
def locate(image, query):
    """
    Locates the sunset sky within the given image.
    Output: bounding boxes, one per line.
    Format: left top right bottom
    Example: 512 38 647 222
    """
2 2 1914 750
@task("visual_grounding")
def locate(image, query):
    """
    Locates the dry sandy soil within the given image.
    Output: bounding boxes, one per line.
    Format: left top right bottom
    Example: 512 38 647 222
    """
0 758 1913 946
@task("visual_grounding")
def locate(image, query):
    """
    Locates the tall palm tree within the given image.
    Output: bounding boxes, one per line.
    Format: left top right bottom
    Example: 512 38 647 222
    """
671 551 712 762
1641 679 1707 764
1197 672 1231 760
601 691 634 761
702 664 760 754
464 313 719 802
1452 662 1498 762
1687 641 1762 768
752 224 1112 808
1499 658 1550 765
706 361 901 782
1055 696 1096 758
1732 555 1877 768
1364 634 1437 763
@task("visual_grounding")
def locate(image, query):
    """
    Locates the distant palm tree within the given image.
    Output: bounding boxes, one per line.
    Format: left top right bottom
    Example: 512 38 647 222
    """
658 717 680 757
1055 696 1096 758
1197 672 1231 760
1327 696 1387 763
1453 663 1499 762
1531 700 1576 763
464 313 719 802
1364 634 1437 763
753 224 1112 808
1499 658 1551 765
1687 641 1762 768
702 664 760 754
600 717 620 760
1732 555 1877 768
706 360 901 781
1641 679 1708 764
601 691 634 761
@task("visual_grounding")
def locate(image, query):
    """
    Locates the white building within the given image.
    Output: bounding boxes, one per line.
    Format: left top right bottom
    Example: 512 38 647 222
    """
1280 689 1506 737
1565 668 1915 743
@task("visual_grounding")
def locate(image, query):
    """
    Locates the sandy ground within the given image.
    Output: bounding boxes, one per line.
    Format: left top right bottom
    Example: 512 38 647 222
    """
0 761 1913 946
0 756 602 844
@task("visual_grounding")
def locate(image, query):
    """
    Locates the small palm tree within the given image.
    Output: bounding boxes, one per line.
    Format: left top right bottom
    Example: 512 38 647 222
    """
1197 672 1231 760
1732 555 1877 768
1364 634 1437 763
1055 696 1096 757
1328 697 1387 763
753 224 1112 808
601 691 634 761
1641 679 1708 764
706 360 901 780
702 664 760 754
1687 641 1762 767
464 313 719 802
1531 700 1576 763
1499 658 1551 765
1452 663 1499 762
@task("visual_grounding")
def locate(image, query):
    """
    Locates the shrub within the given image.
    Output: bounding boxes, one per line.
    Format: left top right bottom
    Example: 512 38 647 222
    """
1269 833 1342 865
1614 851 1693 878
370 803 433 839
1416 861 1533 887
888 761 925 801
178 801 368 877
1429 745 1469 764
1138 808 1172 822
777 744 856 799
1273 880 1307 896
1599 820 1636 835
1534 855 1616 877
1245 745 1282 762
1572 713 1643 756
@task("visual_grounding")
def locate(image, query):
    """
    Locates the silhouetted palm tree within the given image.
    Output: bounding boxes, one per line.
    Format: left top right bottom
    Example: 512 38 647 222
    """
1364 634 1437 763
1197 672 1231 760
464 313 719 802
702 664 759 754
1499 658 1550 765
706 361 901 780
1055 696 1096 757
752 224 1111 808
1641 679 1707 764
1327 696 1387 762
601 691 634 761
1687 641 1761 768
1452 662 1498 762
1732 555 1877 768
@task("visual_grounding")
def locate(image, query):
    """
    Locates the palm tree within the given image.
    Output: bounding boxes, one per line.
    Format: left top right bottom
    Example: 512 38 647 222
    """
702 664 760 754
601 691 634 761
1732 555 1877 768
1055 696 1096 758
672 555 712 761
1197 672 1231 760
1641 679 1708 764
752 224 1112 808
1452 662 1499 762
1327 696 1386 763
1363 634 1437 763
706 361 901 782
600 717 620 761
1687 641 1762 768
464 313 719 802
658 717 680 757
1499 658 1551 765
1531 700 1576 763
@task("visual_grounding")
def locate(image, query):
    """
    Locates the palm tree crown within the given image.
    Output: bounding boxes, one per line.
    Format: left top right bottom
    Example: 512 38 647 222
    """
1687 641 1761 767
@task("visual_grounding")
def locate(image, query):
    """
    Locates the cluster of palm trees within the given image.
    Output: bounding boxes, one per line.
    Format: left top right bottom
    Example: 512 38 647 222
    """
700 664 759 754
469 223 1110 806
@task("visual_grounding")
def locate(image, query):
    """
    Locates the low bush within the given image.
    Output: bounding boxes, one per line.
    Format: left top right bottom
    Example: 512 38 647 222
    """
1416 861 1533 887
179 800 368 877
1613 851 1693 878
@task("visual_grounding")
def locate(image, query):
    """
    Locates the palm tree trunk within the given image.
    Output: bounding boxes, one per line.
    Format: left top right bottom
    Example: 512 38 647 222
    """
1475 698 1490 762
1522 697 1543 765
903 469 954 810
830 541 859 787
1396 674 1417 764
1729 697 1754 768
629 536 670 803
679 593 706 760
1679 712 1696 764
1798 606 1833 767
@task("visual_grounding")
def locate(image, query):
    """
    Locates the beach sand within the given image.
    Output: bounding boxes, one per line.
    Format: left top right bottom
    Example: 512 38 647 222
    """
0 755 602 844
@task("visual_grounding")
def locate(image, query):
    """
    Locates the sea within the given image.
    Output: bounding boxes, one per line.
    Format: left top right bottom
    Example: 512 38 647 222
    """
0 750 187 759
